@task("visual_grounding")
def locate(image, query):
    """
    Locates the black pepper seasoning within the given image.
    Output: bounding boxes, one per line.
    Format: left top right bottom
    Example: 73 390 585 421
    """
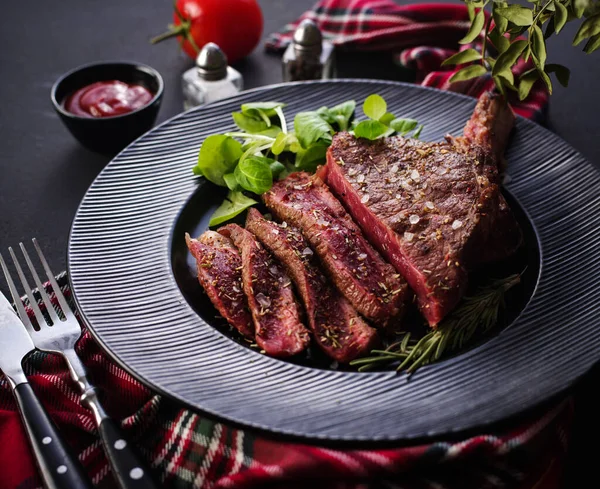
282 19 335 82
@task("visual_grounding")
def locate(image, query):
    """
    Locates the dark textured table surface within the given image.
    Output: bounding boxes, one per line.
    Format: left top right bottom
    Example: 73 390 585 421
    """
0 0 598 487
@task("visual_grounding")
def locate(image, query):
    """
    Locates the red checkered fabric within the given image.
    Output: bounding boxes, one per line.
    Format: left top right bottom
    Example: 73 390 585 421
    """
265 0 549 121
0 278 574 488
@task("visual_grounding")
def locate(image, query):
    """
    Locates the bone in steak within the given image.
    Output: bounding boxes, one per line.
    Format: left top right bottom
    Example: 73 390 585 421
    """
186 232 254 338
246 208 379 363
219 224 310 357
322 92 521 327
263 172 408 326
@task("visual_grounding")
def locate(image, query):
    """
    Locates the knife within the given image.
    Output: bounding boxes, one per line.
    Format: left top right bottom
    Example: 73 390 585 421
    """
0 291 93 489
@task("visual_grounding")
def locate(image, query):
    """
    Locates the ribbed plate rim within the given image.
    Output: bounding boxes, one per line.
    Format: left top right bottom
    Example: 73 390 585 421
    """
68 79 600 444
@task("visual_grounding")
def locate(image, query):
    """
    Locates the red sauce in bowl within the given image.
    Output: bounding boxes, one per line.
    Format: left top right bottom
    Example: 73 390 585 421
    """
64 80 153 118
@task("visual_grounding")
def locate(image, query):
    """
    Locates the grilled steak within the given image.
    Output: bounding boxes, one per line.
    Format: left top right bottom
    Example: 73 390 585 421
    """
246 208 379 363
263 172 408 326
219 224 310 357
186 232 253 338
322 92 521 326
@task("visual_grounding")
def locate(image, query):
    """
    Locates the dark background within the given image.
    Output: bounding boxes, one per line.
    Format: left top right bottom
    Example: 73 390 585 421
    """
0 0 598 487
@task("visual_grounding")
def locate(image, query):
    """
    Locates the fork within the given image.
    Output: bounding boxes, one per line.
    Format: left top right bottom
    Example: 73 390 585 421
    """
4 239 159 489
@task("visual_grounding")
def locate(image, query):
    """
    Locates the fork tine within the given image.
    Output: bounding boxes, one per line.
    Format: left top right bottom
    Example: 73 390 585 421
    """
9 247 49 330
32 238 72 318
0 252 36 334
20 242 62 324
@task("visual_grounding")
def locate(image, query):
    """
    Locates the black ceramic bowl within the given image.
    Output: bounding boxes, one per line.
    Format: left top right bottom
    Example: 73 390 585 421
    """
51 61 164 155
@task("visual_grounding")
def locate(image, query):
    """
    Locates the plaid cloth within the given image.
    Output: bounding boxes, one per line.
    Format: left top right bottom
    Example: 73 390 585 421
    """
0 274 575 488
265 0 549 121
0 3 565 488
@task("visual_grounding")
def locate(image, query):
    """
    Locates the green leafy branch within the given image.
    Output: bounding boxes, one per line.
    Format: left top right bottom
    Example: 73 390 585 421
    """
350 274 521 374
443 0 600 100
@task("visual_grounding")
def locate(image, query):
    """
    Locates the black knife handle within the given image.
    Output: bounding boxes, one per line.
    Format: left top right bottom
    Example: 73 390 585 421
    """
98 418 159 489
14 382 93 489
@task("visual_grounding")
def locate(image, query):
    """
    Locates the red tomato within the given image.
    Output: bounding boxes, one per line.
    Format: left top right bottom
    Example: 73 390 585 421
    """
152 0 263 64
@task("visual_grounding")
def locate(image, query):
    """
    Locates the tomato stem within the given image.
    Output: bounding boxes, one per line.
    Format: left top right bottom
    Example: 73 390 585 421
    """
150 2 200 55
150 23 188 44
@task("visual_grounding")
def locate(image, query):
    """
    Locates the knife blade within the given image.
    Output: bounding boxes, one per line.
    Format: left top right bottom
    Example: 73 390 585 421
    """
0 291 34 387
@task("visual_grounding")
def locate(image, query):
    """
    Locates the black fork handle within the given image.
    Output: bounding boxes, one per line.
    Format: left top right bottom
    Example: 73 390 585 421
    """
97 417 160 489
14 382 93 489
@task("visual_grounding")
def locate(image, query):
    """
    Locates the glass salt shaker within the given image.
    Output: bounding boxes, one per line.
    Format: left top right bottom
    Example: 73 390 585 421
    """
282 19 335 82
182 42 243 110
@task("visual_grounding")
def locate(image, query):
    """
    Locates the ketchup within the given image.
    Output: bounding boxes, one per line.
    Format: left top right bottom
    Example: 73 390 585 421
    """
64 80 153 117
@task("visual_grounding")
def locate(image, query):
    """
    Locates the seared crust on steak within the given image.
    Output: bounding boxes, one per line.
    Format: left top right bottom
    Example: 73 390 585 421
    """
186 232 254 338
263 172 408 326
219 224 310 357
246 208 379 363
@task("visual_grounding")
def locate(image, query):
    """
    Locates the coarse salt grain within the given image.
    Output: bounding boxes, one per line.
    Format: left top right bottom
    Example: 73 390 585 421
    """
452 220 463 230
358 253 367 260
256 293 271 309
425 201 435 210
395 194 401 200
348 168 358 176
301 247 313 256
390 164 399 173
409 215 420 224
361 194 370 203
404 232 414 241
410 169 420 182
357 174 365 183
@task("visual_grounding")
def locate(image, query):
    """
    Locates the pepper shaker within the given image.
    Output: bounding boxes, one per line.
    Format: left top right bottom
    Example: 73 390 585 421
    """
182 42 243 110
282 19 335 82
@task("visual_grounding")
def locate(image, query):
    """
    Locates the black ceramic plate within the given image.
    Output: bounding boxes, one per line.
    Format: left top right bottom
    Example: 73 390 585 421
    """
68 80 600 443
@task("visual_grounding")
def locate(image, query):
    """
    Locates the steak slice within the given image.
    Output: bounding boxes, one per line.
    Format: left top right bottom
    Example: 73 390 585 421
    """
219 224 310 357
263 172 408 326
322 92 521 326
246 208 379 363
186 232 253 338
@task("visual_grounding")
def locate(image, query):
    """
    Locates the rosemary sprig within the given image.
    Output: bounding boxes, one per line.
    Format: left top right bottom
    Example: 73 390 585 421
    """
350 274 521 374
443 0 600 99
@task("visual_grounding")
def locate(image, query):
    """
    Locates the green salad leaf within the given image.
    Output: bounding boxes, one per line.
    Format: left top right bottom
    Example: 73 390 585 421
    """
390 118 418 134
295 144 329 171
353 120 388 140
209 191 258 227
241 102 286 117
269 160 287 178
234 156 273 194
317 100 356 131
193 135 243 186
294 111 334 148
362 94 387 121
223 172 239 191
232 112 270 134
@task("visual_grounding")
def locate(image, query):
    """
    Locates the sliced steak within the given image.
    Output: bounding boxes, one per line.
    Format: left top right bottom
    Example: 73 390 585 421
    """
322 92 521 326
219 224 310 357
246 208 379 363
186 232 253 338
263 172 408 326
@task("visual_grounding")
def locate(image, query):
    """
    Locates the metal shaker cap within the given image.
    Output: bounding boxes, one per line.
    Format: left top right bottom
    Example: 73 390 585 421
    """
293 19 323 55
196 42 228 81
